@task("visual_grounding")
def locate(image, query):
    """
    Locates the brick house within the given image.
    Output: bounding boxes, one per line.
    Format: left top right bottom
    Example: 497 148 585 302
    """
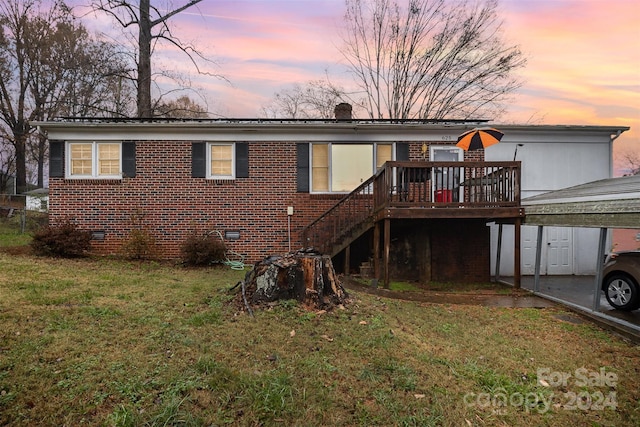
36 111 627 285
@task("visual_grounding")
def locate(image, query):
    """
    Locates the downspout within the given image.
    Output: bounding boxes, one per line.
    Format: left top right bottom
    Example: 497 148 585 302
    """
609 130 623 177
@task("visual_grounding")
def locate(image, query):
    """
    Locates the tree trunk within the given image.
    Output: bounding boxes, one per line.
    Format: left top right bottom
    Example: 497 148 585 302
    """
14 131 27 194
137 0 152 118
237 250 348 311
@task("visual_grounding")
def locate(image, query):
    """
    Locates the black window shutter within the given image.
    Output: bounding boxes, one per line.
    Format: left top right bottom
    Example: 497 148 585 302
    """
296 143 310 192
122 141 136 177
49 140 64 178
192 142 206 178
235 142 249 178
396 143 410 161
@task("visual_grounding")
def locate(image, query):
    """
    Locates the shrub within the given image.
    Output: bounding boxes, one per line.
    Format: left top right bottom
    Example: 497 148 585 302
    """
180 232 227 266
30 220 92 257
120 228 157 260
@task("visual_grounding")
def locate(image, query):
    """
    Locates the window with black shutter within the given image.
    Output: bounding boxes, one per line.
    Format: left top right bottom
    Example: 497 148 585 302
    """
49 140 64 178
296 143 310 192
122 141 136 178
193 142 249 179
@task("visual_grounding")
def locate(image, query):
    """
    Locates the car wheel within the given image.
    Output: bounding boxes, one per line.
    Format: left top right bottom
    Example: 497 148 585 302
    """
603 273 640 311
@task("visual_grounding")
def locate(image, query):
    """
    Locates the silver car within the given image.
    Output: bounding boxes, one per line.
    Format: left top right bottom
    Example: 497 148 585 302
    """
603 251 640 311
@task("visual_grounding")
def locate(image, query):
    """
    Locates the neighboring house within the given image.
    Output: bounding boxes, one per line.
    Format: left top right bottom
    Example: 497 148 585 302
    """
35 110 628 282
1 172 16 195
24 188 49 212
1 172 46 214
612 229 640 252
0 173 21 214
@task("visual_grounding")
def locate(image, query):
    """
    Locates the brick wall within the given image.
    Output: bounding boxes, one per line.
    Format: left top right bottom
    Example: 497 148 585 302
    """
50 140 347 261
49 139 483 263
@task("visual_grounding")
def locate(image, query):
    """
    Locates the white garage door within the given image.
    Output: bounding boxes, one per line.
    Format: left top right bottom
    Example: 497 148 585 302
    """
522 226 574 275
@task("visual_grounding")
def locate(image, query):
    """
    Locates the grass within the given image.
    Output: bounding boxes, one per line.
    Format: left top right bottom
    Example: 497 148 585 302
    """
1 250 640 426
0 218 31 247
0 213 45 248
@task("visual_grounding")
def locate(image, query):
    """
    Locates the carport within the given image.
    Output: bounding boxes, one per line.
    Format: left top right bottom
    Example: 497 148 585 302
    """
520 175 640 336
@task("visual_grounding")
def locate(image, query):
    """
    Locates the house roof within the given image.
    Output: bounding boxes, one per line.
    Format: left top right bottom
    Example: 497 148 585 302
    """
24 188 49 196
522 175 640 228
33 118 629 144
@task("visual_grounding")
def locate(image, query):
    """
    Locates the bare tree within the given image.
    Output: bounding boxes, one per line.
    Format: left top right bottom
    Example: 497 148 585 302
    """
27 11 134 186
340 0 526 120
92 0 222 118
621 150 640 176
0 0 132 190
0 130 14 193
154 94 208 118
261 79 349 119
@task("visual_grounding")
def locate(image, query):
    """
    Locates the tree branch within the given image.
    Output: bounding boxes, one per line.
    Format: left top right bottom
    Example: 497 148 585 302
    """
150 0 203 27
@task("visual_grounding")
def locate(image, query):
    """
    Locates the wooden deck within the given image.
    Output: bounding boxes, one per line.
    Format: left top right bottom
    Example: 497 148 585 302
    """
301 161 525 288
302 161 524 257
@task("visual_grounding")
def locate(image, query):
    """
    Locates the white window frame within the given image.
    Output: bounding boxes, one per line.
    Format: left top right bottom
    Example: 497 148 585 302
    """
66 141 122 179
429 145 463 162
429 145 463 200
207 142 236 180
310 142 395 193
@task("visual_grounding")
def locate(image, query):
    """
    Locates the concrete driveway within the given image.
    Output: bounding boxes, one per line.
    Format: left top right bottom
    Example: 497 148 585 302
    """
506 275 640 339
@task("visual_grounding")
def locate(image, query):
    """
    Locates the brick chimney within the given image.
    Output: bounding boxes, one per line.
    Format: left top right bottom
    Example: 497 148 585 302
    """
334 103 352 121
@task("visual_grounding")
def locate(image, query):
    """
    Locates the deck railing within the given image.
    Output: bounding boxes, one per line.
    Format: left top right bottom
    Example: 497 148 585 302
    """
376 161 521 208
303 161 520 255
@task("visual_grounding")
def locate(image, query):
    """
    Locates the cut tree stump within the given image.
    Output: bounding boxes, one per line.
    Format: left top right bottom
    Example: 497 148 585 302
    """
235 249 348 311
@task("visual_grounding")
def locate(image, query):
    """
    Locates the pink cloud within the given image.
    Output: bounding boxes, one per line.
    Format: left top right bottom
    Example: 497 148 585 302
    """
499 0 639 172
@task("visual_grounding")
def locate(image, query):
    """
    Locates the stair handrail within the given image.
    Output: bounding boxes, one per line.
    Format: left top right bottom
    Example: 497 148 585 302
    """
301 167 388 254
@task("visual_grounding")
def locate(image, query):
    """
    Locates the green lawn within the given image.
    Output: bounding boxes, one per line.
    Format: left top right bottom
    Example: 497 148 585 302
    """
1 251 639 426
0 220 30 247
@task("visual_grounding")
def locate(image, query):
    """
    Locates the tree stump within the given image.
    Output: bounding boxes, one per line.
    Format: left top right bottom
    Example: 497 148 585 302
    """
236 249 348 311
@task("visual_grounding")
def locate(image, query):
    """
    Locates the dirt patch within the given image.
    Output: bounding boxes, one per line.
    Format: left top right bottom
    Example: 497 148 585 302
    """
342 276 556 308
0 245 32 256
554 313 587 324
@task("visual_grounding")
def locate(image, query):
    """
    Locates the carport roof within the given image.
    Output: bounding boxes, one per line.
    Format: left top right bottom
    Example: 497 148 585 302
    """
522 175 640 228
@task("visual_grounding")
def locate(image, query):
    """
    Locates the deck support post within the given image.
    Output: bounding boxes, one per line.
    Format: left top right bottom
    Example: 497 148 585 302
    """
495 223 503 282
344 244 351 276
514 218 521 289
383 218 390 288
373 221 380 282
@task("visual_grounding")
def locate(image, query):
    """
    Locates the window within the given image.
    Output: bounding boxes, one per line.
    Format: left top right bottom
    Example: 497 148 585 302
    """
376 144 393 169
208 143 235 179
192 142 248 179
310 143 394 193
67 142 122 178
98 144 120 175
312 144 329 191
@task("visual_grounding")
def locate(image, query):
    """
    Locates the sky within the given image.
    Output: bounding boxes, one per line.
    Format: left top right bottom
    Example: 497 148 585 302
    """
69 0 640 174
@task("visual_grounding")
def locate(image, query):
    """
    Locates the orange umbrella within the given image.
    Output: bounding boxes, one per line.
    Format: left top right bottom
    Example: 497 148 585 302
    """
456 127 504 151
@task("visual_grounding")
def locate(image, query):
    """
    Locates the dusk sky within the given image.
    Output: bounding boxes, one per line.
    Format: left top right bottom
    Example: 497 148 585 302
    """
70 0 639 174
